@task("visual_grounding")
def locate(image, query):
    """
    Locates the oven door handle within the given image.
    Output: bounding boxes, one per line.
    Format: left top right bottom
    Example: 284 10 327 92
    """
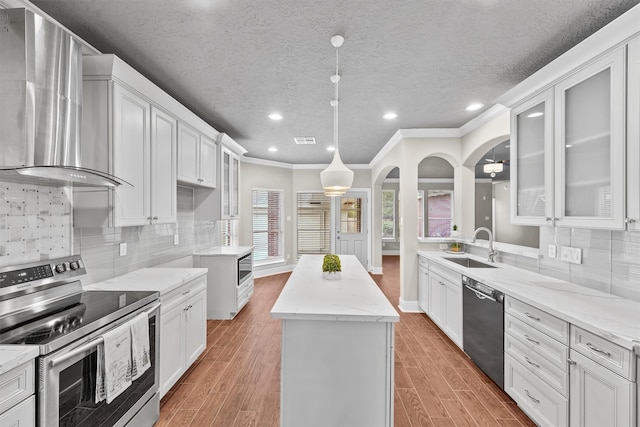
49 302 161 368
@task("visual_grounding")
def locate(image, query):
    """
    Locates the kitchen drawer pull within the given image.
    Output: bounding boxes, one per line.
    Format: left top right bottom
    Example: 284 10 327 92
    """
525 389 540 404
524 334 539 345
439 281 445 286
586 342 611 357
524 312 540 321
524 356 540 369
182 290 191 295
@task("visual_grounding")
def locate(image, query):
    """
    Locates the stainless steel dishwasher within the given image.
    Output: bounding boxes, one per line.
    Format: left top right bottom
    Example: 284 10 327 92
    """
462 275 505 389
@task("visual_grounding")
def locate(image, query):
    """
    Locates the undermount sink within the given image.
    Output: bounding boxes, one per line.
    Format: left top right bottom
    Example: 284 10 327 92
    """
443 257 497 268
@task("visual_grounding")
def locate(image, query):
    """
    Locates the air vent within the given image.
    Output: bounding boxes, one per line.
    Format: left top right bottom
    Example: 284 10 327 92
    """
294 136 316 145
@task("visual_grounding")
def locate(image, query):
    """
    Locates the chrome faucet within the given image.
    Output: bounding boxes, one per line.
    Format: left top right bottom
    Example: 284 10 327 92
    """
471 227 497 262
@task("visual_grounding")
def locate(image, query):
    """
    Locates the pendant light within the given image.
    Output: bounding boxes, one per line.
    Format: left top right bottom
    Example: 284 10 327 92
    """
321 34 354 197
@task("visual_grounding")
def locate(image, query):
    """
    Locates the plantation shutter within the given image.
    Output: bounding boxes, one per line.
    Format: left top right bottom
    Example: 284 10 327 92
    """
253 190 283 263
297 192 331 254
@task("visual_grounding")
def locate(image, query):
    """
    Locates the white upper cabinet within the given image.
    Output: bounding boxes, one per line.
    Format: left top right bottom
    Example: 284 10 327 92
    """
177 124 217 189
554 48 626 229
627 36 640 231
511 89 554 225
510 47 626 229
150 107 178 224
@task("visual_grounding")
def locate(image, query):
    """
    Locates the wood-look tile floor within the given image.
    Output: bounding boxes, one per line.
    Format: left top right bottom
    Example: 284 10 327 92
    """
158 256 536 427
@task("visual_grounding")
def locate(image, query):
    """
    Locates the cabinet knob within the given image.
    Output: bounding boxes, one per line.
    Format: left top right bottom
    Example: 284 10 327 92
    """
625 218 637 224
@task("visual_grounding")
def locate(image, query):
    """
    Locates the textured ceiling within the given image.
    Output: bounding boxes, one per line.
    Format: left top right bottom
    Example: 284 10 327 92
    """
29 0 640 164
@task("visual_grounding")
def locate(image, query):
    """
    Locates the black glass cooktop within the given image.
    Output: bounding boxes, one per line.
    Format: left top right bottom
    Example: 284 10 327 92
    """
0 290 157 354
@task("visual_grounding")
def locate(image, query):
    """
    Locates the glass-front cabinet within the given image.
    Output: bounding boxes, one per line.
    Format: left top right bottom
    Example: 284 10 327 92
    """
511 90 554 225
511 47 626 229
627 36 640 231
554 47 625 229
221 146 240 219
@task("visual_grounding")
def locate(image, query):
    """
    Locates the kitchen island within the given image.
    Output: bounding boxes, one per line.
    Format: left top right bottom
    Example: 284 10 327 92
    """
271 254 399 427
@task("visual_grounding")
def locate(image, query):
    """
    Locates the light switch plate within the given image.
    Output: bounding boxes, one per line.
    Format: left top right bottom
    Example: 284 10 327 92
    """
560 246 572 262
569 247 582 264
119 242 127 256
548 244 557 259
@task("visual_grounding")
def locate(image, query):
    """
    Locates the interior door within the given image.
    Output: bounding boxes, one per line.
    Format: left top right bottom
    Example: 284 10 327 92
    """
334 191 368 268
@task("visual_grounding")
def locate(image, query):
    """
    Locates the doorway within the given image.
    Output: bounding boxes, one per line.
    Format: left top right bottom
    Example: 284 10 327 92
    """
334 191 368 268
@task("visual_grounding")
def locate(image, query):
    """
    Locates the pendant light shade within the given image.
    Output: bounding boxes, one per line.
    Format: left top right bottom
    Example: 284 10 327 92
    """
321 34 353 197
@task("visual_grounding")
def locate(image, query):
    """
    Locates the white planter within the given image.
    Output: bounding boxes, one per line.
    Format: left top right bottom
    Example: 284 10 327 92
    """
323 271 341 280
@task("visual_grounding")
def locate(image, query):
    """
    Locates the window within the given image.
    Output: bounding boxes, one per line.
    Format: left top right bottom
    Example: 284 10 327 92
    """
252 189 283 264
382 189 395 239
339 197 362 233
427 190 453 237
417 190 424 238
297 192 331 254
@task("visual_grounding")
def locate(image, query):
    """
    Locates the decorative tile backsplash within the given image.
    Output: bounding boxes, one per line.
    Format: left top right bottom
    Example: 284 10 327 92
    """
0 182 72 267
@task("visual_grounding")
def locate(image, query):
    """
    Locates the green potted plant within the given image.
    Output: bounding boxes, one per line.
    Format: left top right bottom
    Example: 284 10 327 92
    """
451 224 460 237
322 254 342 280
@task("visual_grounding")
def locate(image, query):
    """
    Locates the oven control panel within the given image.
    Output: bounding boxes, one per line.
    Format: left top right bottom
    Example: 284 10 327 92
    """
0 255 86 291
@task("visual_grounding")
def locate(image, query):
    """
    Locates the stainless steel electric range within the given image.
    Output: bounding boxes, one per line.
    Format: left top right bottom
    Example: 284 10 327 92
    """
0 255 160 427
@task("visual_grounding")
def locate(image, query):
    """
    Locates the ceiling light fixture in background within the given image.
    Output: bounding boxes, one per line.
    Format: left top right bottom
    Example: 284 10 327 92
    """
465 102 484 111
268 113 283 120
326 146 335 152
483 162 503 177
320 35 353 197
268 147 278 152
383 112 398 120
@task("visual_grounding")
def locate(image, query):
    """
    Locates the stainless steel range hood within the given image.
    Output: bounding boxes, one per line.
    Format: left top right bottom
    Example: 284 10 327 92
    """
0 8 130 188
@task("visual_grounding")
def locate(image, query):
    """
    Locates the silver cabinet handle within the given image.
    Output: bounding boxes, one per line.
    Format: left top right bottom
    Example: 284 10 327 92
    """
524 334 539 345
525 389 540 404
524 356 540 369
439 281 445 286
625 218 637 224
586 342 611 357
567 359 576 366
524 312 541 321
182 290 191 295
153 216 158 220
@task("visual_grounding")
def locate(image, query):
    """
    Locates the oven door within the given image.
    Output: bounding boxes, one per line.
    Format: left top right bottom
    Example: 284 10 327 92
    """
38 302 160 427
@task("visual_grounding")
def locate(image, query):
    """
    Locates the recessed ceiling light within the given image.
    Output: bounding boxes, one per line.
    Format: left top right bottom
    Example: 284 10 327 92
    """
465 103 484 111
327 146 335 152
268 147 278 152
383 112 398 120
527 112 544 118
268 113 283 120
565 144 573 148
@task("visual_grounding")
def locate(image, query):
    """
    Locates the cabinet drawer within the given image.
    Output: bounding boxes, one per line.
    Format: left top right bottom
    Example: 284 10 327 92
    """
0 394 35 427
505 333 569 397
505 354 568 427
429 262 461 285
505 314 569 371
505 296 569 344
570 326 633 380
0 360 34 415
418 256 429 269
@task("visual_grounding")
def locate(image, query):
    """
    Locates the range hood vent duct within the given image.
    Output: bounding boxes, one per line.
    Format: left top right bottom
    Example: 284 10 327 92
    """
0 8 130 188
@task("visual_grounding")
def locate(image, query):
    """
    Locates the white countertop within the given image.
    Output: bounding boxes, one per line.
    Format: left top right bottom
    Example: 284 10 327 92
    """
0 345 39 375
194 246 253 257
418 251 640 350
84 268 208 295
271 255 399 323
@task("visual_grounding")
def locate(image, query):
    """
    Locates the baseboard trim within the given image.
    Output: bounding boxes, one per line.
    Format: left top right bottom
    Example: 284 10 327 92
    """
382 250 400 256
398 298 422 313
253 263 294 278
370 266 383 275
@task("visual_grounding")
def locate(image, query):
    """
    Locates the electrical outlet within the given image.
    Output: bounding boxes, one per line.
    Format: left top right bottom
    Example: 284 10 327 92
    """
548 244 557 259
570 247 582 264
439 244 448 250
560 246 572 262
173 234 179 245
119 242 127 256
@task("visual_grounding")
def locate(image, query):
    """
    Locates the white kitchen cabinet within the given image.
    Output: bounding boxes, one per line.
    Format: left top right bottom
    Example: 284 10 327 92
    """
0 359 34 425
627 36 640 231
568 349 635 427
221 146 240 218
511 89 554 225
177 123 217 188
76 73 177 227
417 256 429 313
426 263 462 348
0 396 35 427
510 47 626 229
159 276 207 397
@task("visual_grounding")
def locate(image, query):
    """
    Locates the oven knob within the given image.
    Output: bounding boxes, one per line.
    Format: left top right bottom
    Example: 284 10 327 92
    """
69 261 80 271
55 264 66 274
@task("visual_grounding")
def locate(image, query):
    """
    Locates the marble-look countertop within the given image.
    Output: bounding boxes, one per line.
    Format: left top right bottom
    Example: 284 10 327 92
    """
194 246 253 257
418 251 640 350
84 268 208 295
271 255 399 322
0 345 39 375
